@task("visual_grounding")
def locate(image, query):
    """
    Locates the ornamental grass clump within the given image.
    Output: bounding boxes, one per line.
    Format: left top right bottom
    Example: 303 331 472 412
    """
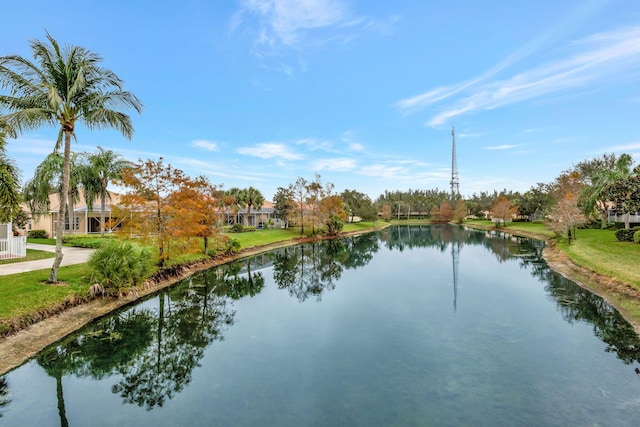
88 240 152 297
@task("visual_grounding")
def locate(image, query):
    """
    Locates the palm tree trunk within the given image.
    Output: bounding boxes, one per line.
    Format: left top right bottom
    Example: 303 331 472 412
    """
49 132 71 283
100 187 107 235
56 373 69 427
68 195 74 234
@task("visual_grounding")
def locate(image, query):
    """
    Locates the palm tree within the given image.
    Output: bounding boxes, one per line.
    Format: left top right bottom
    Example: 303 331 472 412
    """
0 32 142 282
244 186 265 227
226 187 246 225
0 120 21 223
82 147 131 235
23 151 83 234
580 153 634 228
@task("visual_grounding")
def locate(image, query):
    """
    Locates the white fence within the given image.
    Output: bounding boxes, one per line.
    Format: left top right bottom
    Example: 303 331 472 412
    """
0 236 27 260
607 211 640 223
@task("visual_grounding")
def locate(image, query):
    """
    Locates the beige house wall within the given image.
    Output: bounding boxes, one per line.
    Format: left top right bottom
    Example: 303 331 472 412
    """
25 190 122 238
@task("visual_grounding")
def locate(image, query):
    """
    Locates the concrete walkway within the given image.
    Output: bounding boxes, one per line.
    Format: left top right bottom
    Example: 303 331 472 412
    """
0 243 94 276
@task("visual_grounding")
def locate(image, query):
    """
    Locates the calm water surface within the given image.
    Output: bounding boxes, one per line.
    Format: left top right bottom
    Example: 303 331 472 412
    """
2 225 640 426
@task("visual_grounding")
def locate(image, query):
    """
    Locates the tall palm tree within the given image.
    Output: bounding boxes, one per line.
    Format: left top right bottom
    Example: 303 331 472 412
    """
244 186 265 227
0 120 21 223
82 147 131 235
0 32 142 282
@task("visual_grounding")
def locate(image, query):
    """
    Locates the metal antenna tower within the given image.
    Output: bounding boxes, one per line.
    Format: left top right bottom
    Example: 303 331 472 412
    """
450 126 459 198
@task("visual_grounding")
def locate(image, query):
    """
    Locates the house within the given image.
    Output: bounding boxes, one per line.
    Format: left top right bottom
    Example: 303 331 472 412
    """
223 201 286 228
28 190 123 237
0 221 26 259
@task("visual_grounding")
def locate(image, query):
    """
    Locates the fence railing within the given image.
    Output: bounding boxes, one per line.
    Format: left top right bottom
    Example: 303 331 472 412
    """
607 212 640 223
0 236 27 260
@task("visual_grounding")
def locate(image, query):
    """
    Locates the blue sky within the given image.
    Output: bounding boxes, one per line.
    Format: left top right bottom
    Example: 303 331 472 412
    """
3 0 640 201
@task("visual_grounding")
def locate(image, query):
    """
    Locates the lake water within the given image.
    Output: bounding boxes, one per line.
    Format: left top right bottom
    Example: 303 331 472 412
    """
1 225 640 426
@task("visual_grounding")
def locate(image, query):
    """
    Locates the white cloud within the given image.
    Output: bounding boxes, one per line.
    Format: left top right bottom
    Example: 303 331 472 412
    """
422 25 640 126
236 0 351 47
190 140 219 151
237 142 304 160
311 157 356 171
358 164 408 179
6 136 56 156
603 142 640 153
485 144 520 150
296 137 334 151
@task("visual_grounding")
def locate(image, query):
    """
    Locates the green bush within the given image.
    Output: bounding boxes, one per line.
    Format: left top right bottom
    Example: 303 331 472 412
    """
614 228 640 242
206 248 218 257
62 234 117 248
325 215 344 235
231 223 244 233
88 240 152 296
224 238 241 254
28 229 48 239
634 230 640 244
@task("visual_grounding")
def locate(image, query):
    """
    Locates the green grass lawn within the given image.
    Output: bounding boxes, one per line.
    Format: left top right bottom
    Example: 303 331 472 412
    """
0 264 92 335
463 219 556 238
223 227 308 248
558 228 640 286
27 238 56 245
223 222 382 249
0 249 56 265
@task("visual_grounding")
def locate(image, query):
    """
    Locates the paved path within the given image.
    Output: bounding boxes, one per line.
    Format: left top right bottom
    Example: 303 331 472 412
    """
0 243 94 276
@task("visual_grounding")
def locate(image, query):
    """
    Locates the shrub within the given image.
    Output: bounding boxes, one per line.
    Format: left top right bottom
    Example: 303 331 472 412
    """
206 248 218 257
231 223 244 233
634 230 640 244
224 238 241 255
88 240 152 296
325 215 344 235
62 234 117 248
28 229 48 239
614 228 640 243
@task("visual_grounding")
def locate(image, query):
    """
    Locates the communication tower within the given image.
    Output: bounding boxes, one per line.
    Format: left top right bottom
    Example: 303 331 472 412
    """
450 126 459 198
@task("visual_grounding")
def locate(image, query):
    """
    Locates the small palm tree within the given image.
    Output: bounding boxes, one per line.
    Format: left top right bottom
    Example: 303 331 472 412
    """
0 32 142 282
82 147 132 235
226 187 246 225
244 186 265 227
0 120 21 223
23 151 83 234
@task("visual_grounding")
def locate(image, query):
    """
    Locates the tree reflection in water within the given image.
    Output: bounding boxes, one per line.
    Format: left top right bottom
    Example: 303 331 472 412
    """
0 376 10 419
272 233 380 302
31 225 640 415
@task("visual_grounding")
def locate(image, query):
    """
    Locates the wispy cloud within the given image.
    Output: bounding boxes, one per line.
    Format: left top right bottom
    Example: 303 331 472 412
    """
422 25 640 126
237 142 304 160
485 144 520 150
311 157 356 171
232 0 390 61
7 136 56 156
340 131 365 151
603 142 640 152
295 137 334 152
191 139 219 151
234 0 355 49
